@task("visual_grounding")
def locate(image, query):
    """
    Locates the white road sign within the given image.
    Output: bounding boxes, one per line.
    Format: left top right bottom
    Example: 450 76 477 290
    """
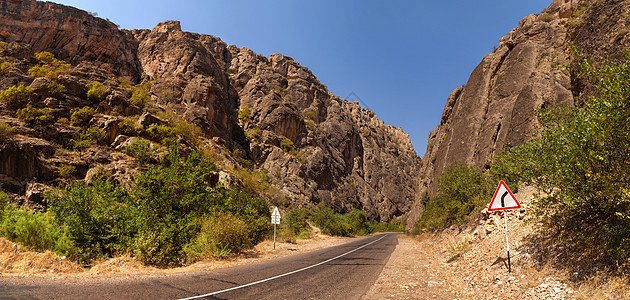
271 206 281 224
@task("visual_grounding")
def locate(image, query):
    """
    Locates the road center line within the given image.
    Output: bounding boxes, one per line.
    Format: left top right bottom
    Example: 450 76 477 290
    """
178 233 390 300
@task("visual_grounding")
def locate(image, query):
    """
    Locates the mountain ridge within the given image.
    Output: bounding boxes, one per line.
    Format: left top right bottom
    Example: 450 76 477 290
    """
0 0 420 223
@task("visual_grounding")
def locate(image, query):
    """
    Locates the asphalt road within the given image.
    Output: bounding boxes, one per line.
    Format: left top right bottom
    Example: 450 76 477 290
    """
0 233 399 299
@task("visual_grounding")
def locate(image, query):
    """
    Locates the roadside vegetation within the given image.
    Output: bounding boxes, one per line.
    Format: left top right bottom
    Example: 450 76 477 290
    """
0 143 271 267
417 51 630 268
279 204 405 243
492 52 630 264
415 164 493 232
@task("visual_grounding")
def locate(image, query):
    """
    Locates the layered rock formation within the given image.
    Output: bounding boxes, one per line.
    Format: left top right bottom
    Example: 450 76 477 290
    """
0 0 420 222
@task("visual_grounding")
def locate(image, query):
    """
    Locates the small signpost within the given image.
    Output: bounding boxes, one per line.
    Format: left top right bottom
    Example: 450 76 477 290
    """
271 207 281 250
488 180 521 273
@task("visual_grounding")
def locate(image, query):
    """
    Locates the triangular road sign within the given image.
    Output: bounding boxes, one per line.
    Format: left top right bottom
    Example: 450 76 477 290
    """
488 180 521 211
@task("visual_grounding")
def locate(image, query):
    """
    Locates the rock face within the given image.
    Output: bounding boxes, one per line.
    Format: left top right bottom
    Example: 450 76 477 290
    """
0 0 142 80
407 0 630 230
0 0 420 222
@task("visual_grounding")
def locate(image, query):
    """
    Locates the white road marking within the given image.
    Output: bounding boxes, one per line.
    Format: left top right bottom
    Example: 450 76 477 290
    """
178 233 390 299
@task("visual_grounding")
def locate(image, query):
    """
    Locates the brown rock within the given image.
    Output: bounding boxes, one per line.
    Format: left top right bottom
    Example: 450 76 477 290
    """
0 0 142 80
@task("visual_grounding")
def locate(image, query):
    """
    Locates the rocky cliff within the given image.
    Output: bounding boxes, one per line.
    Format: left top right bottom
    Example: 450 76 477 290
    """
0 0 420 222
407 0 630 230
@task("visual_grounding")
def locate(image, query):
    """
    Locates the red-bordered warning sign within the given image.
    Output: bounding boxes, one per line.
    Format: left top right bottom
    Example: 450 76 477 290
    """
488 180 520 211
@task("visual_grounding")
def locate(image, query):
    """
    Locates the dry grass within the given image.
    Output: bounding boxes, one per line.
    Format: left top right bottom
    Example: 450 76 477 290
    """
0 237 82 275
574 272 630 299
0 231 348 278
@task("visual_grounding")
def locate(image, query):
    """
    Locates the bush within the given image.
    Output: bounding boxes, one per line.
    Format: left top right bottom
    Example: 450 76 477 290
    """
58 164 76 178
43 143 272 267
47 180 137 262
17 105 55 127
0 196 74 257
234 167 278 199
157 109 204 147
491 53 630 262
130 87 150 108
344 209 370 235
124 138 155 165
86 81 106 101
70 106 95 127
303 111 317 121
47 81 66 98
0 122 14 141
28 65 56 79
238 105 251 123
247 127 262 141
71 126 105 151
34 51 58 64
184 213 251 260
416 164 492 231
282 208 311 237
311 206 352 236
29 52 70 79
146 123 174 142
1 85 34 110
130 145 220 266
280 138 295 152
0 61 16 75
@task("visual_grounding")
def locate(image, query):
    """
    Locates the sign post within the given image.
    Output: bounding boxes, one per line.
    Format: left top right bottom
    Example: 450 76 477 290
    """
488 180 521 273
271 207 281 250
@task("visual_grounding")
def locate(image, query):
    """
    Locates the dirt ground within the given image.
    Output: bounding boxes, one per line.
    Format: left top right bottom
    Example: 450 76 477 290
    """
364 186 630 300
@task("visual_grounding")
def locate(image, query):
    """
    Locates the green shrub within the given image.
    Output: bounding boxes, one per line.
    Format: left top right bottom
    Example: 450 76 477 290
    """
119 115 141 135
538 13 554 22
130 146 220 266
311 206 352 237
371 218 405 233
28 52 70 79
157 109 204 147
344 209 370 235
70 106 95 127
0 122 14 141
86 81 106 101
0 197 74 257
71 126 105 151
280 138 295 152
282 208 311 237
27 65 56 79
234 167 278 199
491 53 630 262
58 164 76 178
47 180 137 262
304 111 317 121
1 85 34 110
247 127 262 141
17 105 55 127
124 138 155 165
130 87 150 108
0 61 16 74
118 77 133 89
47 81 66 98
146 123 174 142
416 164 492 231
216 188 270 245
34 51 58 64
184 213 252 260
238 105 251 123
44 143 271 267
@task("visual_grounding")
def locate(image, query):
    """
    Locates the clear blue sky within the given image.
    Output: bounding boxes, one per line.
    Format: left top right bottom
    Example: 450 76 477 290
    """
50 0 552 157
